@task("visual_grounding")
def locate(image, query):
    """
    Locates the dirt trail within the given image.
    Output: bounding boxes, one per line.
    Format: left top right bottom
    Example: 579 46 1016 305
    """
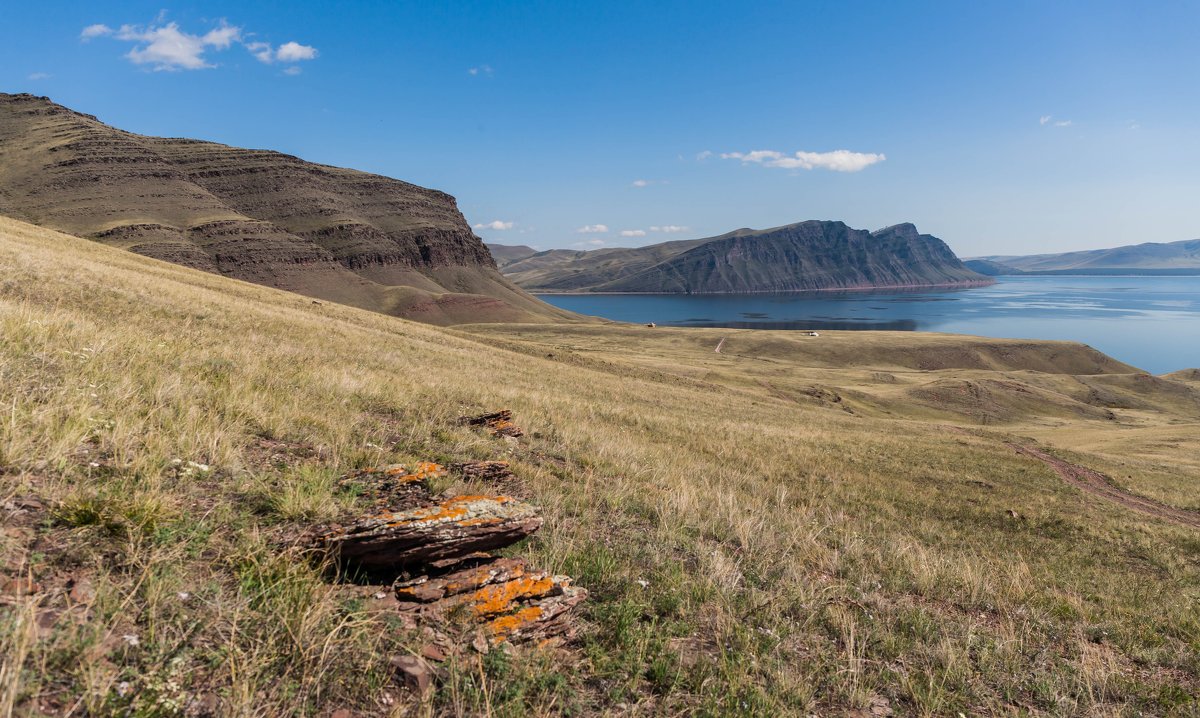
1008 442 1200 529
714 337 726 354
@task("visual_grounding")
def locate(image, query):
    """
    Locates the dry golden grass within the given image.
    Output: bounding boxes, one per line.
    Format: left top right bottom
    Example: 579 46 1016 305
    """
1 215 1198 716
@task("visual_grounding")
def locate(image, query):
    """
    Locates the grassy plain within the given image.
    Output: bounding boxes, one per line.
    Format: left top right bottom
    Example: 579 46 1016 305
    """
2 215 1198 716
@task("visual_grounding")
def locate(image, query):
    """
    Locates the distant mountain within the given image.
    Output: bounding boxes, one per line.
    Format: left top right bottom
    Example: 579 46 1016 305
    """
496 221 989 293
972 238 1200 274
486 243 538 267
0 93 572 325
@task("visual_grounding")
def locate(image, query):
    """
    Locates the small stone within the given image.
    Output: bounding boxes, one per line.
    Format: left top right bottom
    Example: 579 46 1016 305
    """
471 631 490 654
389 655 435 695
420 643 448 662
68 578 95 603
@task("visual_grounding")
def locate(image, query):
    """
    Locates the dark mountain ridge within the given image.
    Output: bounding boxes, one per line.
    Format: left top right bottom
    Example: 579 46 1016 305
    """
0 93 571 324
495 221 989 293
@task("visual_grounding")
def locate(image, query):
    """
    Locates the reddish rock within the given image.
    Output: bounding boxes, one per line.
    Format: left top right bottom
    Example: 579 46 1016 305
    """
395 556 587 645
459 410 524 438
320 495 542 570
389 655 435 695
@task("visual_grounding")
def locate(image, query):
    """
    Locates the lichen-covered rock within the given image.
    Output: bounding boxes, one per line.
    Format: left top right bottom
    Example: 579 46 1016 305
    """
320 495 541 570
459 410 524 438
339 462 446 509
394 556 587 645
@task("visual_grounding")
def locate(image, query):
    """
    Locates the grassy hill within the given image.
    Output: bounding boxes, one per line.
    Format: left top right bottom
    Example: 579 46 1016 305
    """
494 222 989 293
2 215 1198 716
0 93 571 325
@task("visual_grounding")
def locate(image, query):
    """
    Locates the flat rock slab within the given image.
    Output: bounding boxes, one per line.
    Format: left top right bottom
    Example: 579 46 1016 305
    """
320 495 542 570
395 556 587 645
459 410 524 438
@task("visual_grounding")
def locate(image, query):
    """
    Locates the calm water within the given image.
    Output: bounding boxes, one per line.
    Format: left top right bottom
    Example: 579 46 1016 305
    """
537 276 1200 374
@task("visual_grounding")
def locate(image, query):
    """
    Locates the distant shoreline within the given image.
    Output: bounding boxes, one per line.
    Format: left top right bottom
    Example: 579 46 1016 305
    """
529 279 996 296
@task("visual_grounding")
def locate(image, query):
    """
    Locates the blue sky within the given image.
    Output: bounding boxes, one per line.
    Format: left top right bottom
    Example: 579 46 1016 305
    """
3 1 1197 255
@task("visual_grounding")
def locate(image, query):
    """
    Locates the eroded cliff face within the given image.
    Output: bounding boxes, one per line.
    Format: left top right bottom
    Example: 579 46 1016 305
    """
502 220 990 294
0 93 566 324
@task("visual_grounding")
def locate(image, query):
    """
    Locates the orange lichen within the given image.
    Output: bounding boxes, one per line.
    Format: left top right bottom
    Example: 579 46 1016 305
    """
412 461 448 479
487 606 544 639
467 575 556 617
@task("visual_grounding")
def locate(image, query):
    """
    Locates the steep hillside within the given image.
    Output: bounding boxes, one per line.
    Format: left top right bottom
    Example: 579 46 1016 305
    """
500 221 989 293
975 238 1200 273
0 93 572 324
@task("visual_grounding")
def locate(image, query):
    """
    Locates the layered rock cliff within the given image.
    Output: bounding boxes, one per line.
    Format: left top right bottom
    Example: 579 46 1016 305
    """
0 93 570 324
497 221 989 293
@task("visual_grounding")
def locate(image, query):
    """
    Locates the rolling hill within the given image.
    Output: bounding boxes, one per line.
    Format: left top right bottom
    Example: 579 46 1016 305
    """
0 93 572 324
2 213 1198 714
970 238 1200 274
493 221 990 293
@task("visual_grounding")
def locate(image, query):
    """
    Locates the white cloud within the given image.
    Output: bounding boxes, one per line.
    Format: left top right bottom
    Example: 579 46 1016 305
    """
721 149 885 172
27 72 51 80
276 41 318 62
619 229 647 237
696 150 713 161
81 24 113 40
246 41 274 63
248 40 319 65
631 179 649 187
571 238 607 247
473 220 514 231
111 20 242 70
283 66 303 76
1040 115 1072 128
650 225 689 234
575 224 609 234
468 65 494 77
88 17 317 72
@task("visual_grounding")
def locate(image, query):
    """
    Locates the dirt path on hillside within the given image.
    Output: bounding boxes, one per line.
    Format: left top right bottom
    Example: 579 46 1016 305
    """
715 337 726 354
1008 442 1200 529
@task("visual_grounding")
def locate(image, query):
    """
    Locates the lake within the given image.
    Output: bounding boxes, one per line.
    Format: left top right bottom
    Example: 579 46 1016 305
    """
536 276 1200 374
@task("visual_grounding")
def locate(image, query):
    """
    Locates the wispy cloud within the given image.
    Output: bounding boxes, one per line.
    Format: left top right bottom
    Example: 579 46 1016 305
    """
721 149 885 173
473 220 514 231
619 229 646 237
631 179 649 188
1040 115 1072 127
696 150 713 161
27 72 52 80
468 65 494 77
650 225 688 234
80 23 113 40
84 17 317 72
575 224 609 234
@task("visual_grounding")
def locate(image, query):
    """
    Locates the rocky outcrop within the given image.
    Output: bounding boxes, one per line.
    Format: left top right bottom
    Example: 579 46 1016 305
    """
321 495 543 570
314 421 586 654
0 93 571 324
498 221 990 293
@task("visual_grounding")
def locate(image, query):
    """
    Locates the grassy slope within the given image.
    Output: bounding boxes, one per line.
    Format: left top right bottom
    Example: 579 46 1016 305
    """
1 216 1198 716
